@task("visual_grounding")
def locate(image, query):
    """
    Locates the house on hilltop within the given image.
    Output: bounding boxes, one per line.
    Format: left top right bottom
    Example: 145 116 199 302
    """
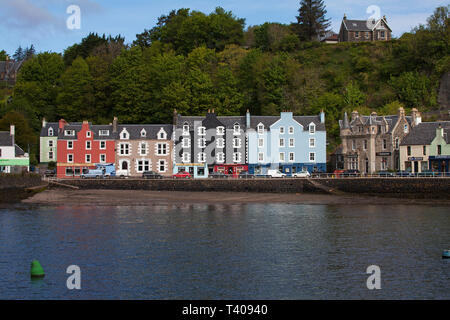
338 14 392 42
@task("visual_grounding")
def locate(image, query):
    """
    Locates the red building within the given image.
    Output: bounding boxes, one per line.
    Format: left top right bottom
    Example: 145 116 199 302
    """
56 120 116 178
214 164 248 178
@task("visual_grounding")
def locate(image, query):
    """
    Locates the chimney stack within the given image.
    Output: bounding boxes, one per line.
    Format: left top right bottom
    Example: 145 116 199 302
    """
113 116 118 133
411 108 421 126
351 110 359 121
320 110 325 124
10 125 15 146
42 117 47 128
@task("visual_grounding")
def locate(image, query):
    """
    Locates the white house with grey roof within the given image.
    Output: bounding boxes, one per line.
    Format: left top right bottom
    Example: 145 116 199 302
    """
0 125 29 173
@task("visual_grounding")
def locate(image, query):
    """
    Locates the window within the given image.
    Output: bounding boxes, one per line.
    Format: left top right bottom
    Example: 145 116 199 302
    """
279 138 285 147
257 123 264 134
182 138 190 148
233 152 241 163
140 142 147 156
355 31 359 38
182 152 190 163
279 127 285 134
85 154 91 163
233 124 240 135
158 160 166 173
233 138 241 148
100 154 106 163
120 143 129 155
216 138 224 148
121 131 128 139
137 160 150 172
383 139 387 150
67 141 73 149
216 126 225 135
86 141 91 150
198 126 206 136
86 131 91 138
198 138 206 148
48 128 54 136
279 152 285 162
288 126 294 134
381 31 385 39
309 123 315 134
182 124 189 135
140 129 146 137
404 124 408 133
309 152 316 162
48 140 54 147
363 140 367 150
352 140 356 151
423 146 426 156
258 138 264 148
289 152 295 162
407 146 411 156
438 145 442 155
289 138 295 147
99 130 109 136
395 138 399 150
350 157 358 170
198 152 206 163
66 167 74 176
65 130 75 136
216 152 225 163
48 151 53 160
258 152 264 162
100 141 106 150
381 157 388 170
309 138 315 148
157 143 167 155
158 129 166 140
365 32 369 39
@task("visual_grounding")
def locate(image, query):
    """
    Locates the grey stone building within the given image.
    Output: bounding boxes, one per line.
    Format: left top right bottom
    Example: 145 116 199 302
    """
173 110 246 178
338 14 392 43
338 107 421 173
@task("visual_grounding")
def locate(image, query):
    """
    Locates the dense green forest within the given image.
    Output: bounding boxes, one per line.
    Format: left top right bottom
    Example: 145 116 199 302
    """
0 5 449 164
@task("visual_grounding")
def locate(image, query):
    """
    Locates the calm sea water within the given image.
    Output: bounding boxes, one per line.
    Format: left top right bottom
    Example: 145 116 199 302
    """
0 203 449 299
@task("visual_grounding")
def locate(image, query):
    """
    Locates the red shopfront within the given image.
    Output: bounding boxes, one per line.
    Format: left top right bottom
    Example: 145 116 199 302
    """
214 164 248 178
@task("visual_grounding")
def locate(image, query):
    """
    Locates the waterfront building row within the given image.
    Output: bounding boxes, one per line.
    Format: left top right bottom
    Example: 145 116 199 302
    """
40 110 327 178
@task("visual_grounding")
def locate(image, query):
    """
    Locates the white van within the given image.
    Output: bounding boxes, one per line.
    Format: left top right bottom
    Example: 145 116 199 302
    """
267 169 286 178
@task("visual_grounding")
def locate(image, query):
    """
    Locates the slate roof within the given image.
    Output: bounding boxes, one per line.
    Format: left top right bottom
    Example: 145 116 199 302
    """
0 131 13 146
250 115 326 131
117 124 173 140
340 114 412 134
175 114 246 129
15 144 25 156
401 122 450 146
343 19 372 32
40 122 59 137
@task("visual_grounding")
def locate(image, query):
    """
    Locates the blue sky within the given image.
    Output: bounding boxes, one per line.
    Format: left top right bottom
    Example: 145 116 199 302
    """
0 0 447 56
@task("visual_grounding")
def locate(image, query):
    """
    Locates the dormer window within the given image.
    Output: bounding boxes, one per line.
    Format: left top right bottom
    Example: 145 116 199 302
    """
158 128 167 140
257 123 264 135
120 128 129 140
233 123 240 135
140 129 146 137
198 126 206 136
65 130 75 136
99 130 109 136
48 127 54 136
182 124 189 135
86 131 91 138
309 123 316 134
216 126 225 136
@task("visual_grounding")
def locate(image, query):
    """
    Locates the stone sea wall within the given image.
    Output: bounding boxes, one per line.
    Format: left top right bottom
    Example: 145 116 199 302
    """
0 173 44 202
50 178 450 199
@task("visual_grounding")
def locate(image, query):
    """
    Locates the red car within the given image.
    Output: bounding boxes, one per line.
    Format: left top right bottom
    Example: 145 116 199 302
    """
173 171 192 179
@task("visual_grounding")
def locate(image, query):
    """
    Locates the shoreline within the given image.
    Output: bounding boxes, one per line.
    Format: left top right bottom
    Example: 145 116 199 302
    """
21 189 450 206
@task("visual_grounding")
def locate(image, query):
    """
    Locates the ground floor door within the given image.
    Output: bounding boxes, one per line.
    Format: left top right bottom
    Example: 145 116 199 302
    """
414 161 419 173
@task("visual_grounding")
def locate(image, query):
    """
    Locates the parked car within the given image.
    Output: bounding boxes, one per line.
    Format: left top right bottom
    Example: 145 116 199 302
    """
377 171 395 177
333 169 345 178
395 171 413 177
292 170 311 178
267 169 286 178
81 167 106 179
341 169 360 177
142 171 163 179
173 171 192 179
44 169 56 178
209 172 228 179
238 171 254 179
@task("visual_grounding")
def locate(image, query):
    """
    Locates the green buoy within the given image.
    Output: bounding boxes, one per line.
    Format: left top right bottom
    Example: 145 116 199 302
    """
30 260 45 278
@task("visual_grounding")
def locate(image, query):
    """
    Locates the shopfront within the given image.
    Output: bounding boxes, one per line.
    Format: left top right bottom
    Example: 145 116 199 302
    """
429 156 450 173
214 164 248 178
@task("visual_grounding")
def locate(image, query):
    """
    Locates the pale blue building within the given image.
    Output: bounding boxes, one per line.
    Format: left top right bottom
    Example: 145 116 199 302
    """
247 111 326 175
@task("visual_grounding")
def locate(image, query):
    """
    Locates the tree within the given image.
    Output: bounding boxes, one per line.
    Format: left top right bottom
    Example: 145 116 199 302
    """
24 45 36 60
344 81 366 109
0 111 36 154
0 50 7 61
13 46 24 61
296 0 330 41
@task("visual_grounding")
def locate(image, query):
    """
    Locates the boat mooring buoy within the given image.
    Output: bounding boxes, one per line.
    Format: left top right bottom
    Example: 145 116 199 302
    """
443 250 450 259
30 260 45 278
